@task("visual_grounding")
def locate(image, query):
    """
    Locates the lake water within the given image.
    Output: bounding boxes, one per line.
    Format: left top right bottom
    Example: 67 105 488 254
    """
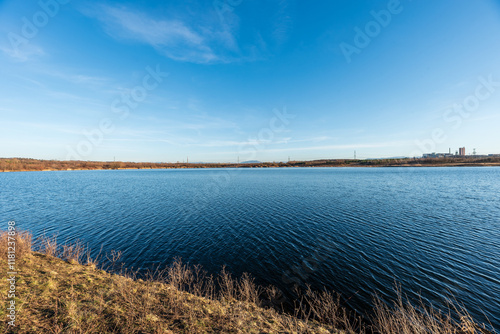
1 167 499 328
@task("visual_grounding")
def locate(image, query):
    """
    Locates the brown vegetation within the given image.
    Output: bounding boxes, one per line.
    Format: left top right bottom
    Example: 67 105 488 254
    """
1 156 500 173
0 231 496 333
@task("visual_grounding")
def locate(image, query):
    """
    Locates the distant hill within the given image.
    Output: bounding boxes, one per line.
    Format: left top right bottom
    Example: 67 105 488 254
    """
371 156 409 160
241 160 262 164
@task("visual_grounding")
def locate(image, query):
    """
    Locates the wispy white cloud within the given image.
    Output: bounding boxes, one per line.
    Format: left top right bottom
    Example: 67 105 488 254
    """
85 5 240 63
469 114 500 122
82 2 293 64
287 136 332 144
11 75 45 88
212 140 413 155
46 71 111 87
137 113 240 132
42 89 102 104
2 120 84 135
271 0 294 47
0 43 44 62
103 135 343 150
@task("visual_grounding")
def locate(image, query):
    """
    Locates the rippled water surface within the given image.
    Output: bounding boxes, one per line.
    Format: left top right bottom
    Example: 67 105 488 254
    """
1 167 499 327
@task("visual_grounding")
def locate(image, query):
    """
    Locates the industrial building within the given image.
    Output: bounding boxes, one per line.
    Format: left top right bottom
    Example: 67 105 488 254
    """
423 147 467 158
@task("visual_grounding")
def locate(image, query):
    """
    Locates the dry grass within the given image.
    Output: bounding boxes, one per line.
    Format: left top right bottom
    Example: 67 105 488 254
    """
0 233 339 333
294 286 364 333
31 234 96 267
0 230 32 261
372 285 495 334
0 231 496 334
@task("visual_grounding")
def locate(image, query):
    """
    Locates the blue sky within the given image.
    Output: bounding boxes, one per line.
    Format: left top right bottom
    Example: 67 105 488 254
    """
1 0 500 162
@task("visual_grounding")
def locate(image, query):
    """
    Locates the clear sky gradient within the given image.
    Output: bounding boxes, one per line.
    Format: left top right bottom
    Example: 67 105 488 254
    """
1 0 500 162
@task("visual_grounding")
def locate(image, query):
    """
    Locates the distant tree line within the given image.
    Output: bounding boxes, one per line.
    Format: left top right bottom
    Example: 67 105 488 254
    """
1 156 500 172
0 158 287 172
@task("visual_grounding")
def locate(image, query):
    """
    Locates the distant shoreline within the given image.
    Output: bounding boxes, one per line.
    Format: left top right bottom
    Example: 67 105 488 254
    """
1 157 500 172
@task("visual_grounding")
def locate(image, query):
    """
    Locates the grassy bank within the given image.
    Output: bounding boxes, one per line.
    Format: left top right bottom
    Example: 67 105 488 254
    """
1 156 500 172
0 231 495 333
